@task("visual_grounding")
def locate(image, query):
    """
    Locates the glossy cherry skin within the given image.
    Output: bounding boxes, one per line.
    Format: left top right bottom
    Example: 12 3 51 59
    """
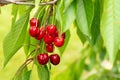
35 27 46 40
44 34 54 44
46 43 54 53
50 54 60 65
30 18 40 27
37 53 49 65
29 26 40 37
46 25 57 35
51 31 58 39
54 37 64 47
62 32 66 39
51 32 65 39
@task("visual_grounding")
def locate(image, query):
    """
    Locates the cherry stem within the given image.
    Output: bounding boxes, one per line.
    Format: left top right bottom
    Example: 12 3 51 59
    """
45 4 53 26
14 43 40 78
26 49 35 59
0 0 57 6
52 5 55 25
34 6 46 21
41 6 49 27
23 44 36 47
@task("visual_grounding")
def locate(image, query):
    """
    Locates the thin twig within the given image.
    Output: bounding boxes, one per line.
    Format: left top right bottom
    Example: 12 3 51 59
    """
0 0 57 6
45 5 53 26
14 58 33 79
26 49 35 59
23 44 36 47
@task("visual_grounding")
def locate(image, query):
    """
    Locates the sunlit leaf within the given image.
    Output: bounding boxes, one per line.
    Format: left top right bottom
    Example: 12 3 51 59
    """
56 1 75 32
18 5 26 16
37 65 50 80
13 66 31 80
3 7 33 67
11 4 19 28
21 70 31 80
24 30 30 56
75 21 87 44
62 3 75 32
101 0 120 64
64 0 74 11
76 0 94 37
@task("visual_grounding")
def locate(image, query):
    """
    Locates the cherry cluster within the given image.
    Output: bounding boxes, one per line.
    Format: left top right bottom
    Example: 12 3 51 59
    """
29 18 65 65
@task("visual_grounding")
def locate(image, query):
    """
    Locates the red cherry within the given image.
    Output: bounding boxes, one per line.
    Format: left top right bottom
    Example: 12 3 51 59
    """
55 31 59 37
54 37 64 47
37 53 49 65
44 34 54 44
62 32 66 39
41 26 46 33
29 26 40 37
46 25 57 35
46 43 54 53
35 27 46 40
30 18 40 27
51 31 59 39
50 54 60 65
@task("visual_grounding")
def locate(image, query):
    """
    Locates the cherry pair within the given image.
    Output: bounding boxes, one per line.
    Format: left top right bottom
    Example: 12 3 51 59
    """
37 53 60 65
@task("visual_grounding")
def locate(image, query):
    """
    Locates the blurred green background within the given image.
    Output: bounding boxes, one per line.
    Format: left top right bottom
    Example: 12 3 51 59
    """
0 5 82 80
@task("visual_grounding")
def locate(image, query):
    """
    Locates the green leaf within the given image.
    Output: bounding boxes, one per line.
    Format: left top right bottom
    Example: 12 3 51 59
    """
99 0 104 17
29 37 39 53
93 35 103 52
53 66 72 80
64 0 74 11
21 70 31 80
87 48 96 70
99 48 106 61
3 7 33 67
56 1 76 32
75 56 86 80
100 0 120 64
74 21 86 44
18 5 26 16
62 3 76 32
11 4 19 28
76 0 94 36
77 28 87 44
13 66 31 80
59 30 70 55
24 30 30 56
37 65 50 80
34 6 45 26
84 74 98 80
116 50 120 60
70 48 88 80
91 0 100 44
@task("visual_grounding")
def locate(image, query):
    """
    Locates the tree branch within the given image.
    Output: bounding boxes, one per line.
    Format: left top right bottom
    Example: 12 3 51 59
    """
0 0 57 6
